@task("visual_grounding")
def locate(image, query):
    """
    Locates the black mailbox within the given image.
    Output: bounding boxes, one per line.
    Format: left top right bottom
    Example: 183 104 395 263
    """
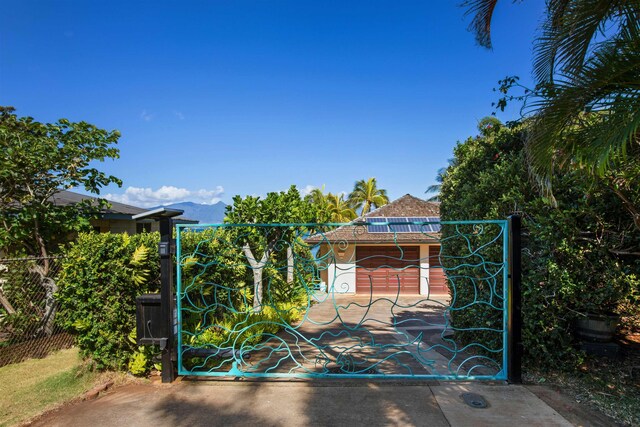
136 294 167 348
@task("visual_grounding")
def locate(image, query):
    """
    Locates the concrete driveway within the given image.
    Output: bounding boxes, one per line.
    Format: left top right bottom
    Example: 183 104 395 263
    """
184 294 499 378
36 295 614 427
28 379 616 427
28 297 617 427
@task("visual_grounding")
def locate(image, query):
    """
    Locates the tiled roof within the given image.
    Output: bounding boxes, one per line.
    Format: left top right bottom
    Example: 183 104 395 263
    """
306 194 440 243
366 194 440 218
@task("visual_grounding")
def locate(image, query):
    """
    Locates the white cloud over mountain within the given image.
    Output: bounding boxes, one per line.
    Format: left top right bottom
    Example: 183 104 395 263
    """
105 185 224 207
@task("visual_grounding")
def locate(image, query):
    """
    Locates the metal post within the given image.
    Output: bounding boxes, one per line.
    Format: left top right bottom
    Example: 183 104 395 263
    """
507 215 522 383
159 217 176 383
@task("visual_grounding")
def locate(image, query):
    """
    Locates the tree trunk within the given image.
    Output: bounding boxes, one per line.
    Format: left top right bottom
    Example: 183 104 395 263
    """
30 263 57 336
0 288 15 315
287 246 294 284
41 276 57 336
252 268 263 311
242 244 271 313
32 217 57 336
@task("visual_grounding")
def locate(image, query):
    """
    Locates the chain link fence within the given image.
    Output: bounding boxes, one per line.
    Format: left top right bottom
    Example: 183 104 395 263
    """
0 257 73 366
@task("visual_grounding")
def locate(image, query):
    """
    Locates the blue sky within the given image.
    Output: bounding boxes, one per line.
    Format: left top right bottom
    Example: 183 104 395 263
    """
1 1 545 207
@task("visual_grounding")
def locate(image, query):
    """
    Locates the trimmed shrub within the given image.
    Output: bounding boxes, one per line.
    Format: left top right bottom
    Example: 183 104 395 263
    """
56 232 160 370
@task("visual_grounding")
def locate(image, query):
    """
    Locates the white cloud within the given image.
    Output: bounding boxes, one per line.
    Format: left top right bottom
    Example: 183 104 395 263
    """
105 185 224 207
174 111 185 120
140 110 154 122
301 185 317 196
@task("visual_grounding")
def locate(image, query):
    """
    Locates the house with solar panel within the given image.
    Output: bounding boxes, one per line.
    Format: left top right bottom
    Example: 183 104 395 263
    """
306 194 447 297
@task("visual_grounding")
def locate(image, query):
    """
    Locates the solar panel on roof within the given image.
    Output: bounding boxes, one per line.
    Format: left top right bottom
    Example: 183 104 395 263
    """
388 217 411 233
367 217 389 233
408 217 428 233
428 216 441 232
366 216 441 233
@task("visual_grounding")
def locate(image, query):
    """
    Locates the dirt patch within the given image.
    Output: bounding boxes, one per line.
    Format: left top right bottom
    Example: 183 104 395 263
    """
525 334 640 426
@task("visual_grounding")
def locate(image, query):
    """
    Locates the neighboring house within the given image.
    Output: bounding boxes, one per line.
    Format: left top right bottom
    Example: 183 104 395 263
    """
306 194 447 297
50 190 198 234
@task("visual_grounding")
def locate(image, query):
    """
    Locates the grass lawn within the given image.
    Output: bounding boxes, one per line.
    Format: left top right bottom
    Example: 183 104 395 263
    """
0 348 100 427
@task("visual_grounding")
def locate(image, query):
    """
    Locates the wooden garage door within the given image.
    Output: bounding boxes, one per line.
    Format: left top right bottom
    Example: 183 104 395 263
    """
428 246 448 295
356 246 420 295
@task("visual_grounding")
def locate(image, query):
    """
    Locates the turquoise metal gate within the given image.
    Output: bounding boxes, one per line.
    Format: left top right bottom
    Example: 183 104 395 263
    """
176 219 511 380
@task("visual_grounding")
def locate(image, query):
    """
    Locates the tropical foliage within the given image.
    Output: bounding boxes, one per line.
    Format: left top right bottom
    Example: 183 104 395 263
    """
348 177 389 216
325 193 357 222
305 177 389 221
439 118 640 366
425 158 457 202
463 0 640 204
0 106 122 342
305 189 356 223
0 106 121 259
178 187 322 370
57 232 160 371
224 186 324 311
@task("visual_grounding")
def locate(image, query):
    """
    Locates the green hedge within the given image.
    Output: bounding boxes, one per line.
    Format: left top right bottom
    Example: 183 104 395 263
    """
56 232 160 370
439 119 640 367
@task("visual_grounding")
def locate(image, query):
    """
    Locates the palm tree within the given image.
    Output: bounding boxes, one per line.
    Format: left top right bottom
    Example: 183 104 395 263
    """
348 178 389 216
326 193 357 223
426 158 458 202
306 186 328 208
464 1 640 197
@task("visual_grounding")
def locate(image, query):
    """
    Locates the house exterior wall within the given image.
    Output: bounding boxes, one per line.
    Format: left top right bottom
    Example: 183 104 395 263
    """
318 246 329 286
419 244 430 295
326 244 356 294
107 220 138 234
90 219 110 233
90 219 143 234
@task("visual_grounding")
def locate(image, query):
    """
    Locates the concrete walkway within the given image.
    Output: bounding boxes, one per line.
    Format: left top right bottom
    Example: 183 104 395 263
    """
29 379 616 427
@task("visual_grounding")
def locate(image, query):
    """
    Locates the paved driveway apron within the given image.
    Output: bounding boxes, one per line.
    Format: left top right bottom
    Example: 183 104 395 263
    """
29 380 601 427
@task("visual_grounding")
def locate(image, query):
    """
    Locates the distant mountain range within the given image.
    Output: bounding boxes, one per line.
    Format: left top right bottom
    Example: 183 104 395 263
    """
154 201 228 224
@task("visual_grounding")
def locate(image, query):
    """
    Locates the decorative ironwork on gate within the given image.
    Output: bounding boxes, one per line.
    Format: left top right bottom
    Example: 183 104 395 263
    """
176 220 509 380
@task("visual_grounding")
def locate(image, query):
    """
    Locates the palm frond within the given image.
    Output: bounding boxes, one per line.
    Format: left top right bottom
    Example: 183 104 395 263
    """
462 0 499 48
326 193 357 222
533 0 630 84
347 177 388 215
527 21 640 185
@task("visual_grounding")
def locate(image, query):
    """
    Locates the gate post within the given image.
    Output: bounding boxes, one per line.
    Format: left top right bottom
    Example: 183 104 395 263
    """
132 208 183 383
159 216 176 383
507 215 523 383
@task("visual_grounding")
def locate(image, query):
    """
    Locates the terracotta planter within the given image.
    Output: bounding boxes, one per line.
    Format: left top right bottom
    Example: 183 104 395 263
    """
575 313 620 343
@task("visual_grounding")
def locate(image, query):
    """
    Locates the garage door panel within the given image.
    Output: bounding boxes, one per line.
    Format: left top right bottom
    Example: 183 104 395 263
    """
428 246 448 295
356 246 420 295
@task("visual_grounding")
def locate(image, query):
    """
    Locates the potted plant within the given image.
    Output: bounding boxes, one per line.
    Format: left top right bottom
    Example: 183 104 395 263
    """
572 274 629 343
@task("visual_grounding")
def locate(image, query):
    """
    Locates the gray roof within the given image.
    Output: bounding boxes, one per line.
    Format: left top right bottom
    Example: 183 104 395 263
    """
51 190 147 215
50 190 198 223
